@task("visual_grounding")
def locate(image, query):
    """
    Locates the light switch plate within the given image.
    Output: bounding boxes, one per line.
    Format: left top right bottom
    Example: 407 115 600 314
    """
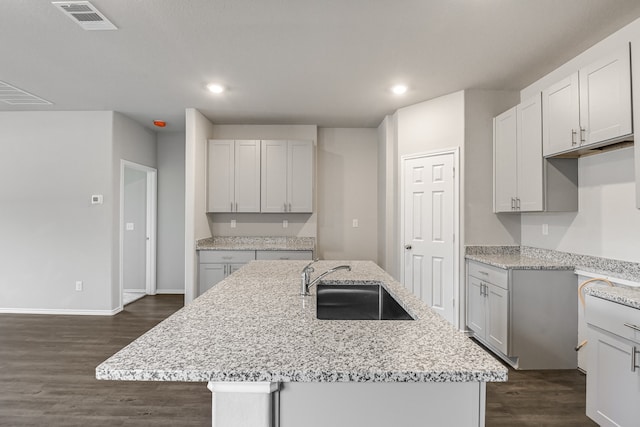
283 220 288 228
352 219 359 228
231 219 236 228
126 222 134 231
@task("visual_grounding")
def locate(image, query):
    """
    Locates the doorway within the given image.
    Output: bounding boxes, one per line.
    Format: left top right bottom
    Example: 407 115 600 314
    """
120 160 157 308
400 149 459 327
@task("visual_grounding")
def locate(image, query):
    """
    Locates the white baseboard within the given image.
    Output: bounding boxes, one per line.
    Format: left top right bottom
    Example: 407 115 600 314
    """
0 306 122 316
123 288 146 293
155 289 185 294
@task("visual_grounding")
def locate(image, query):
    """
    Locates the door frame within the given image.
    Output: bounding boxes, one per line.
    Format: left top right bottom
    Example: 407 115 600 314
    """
400 147 460 328
119 160 158 307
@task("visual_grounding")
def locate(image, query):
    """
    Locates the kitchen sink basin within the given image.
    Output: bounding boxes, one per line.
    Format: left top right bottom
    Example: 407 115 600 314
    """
316 283 414 320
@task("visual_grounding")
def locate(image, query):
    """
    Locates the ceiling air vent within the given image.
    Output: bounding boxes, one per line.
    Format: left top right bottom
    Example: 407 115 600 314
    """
0 81 53 105
52 1 117 31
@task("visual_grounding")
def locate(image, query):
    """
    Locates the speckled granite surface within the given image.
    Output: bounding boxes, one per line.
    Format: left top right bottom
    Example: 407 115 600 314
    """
586 285 640 310
96 261 507 384
197 236 315 251
465 245 640 281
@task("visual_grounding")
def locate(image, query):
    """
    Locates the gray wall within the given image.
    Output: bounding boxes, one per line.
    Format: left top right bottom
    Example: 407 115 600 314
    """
0 111 114 312
317 128 378 262
157 131 186 293
123 167 147 291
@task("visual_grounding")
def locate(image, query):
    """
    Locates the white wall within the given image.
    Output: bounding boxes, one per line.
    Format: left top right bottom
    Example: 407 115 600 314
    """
519 16 640 263
317 128 378 261
157 131 185 293
522 147 639 262
184 108 214 304
0 111 114 312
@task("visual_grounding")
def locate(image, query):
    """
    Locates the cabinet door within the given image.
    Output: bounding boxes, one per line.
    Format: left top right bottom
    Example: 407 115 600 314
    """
586 327 640 426
493 107 518 213
579 45 632 147
288 140 313 213
261 140 288 212
198 263 226 296
235 140 261 212
207 140 234 212
467 276 486 338
486 284 509 355
542 73 580 156
516 94 543 211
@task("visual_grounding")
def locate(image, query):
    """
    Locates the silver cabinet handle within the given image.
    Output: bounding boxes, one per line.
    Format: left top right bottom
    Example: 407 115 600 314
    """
580 127 586 144
516 198 521 210
289 203 292 212
223 264 227 276
230 202 233 212
624 323 640 332
235 202 238 212
632 346 638 372
478 270 489 276
571 129 577 145
405 244 412 250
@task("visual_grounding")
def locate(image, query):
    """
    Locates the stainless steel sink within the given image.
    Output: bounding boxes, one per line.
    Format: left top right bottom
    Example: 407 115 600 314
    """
316 283 414 320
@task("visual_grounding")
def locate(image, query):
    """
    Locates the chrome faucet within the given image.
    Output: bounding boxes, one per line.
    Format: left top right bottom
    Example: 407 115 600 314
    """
301 264 351 296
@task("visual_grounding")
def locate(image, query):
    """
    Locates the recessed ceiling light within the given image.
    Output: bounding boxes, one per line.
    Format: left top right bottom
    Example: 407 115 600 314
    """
207 83 225 94
391 84 408 95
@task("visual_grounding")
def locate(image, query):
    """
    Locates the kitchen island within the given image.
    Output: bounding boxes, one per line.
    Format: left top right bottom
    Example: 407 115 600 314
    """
97 261 506 426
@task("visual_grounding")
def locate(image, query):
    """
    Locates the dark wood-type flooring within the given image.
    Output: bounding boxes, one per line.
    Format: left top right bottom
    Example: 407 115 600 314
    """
0 295 597 426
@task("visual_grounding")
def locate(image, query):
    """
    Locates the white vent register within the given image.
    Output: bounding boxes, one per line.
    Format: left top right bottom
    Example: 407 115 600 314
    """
52 1 117 30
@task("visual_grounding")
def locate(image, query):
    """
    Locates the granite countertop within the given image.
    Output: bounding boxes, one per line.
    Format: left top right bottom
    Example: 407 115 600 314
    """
465 253 574 270
586 285 640 310
96 261 507 384
197 236 315 251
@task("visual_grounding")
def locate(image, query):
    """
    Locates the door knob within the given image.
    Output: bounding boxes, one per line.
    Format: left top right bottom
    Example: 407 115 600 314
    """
405 245 412 250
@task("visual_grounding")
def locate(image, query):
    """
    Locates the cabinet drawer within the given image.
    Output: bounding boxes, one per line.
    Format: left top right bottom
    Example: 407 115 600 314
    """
586 294 640 343
468 261 508 290
199 250 256 264
256 250 313 260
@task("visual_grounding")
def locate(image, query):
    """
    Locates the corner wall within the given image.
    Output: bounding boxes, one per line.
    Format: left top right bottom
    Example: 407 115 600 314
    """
0 111 114 313
317 128 378 261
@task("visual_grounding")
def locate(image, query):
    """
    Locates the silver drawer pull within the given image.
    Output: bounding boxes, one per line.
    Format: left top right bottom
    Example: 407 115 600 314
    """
478 271 489 276
632 346 639 372
624 323 640 332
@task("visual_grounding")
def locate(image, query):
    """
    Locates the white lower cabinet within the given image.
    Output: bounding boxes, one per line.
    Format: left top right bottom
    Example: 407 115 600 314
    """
586 295 640 426
466 260 578 369
198 250 256 296
467 266 509 355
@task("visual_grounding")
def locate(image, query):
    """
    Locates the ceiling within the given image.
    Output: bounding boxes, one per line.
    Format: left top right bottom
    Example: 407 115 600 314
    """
2 0 640 131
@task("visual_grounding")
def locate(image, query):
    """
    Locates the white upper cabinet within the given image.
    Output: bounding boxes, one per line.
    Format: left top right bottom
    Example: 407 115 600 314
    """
516 95 544 211
261 140 313 213
493 106 518 212
543 44 632 157
542 74 580 156
494 94 543 212
207 140 261 213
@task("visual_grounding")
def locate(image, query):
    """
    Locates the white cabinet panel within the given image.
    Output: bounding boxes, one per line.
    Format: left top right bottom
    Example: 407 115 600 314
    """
516 95 543 211
542 73 580 156
207 140 235 212
198 263 225 295
261 140 313 213
579 46 632 146
467 276 486 337
493 106 518 212
207 140 260 213
486 284 508 355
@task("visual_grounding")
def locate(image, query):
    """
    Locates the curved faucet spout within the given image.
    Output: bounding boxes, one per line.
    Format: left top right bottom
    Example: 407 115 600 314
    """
301 265 351 296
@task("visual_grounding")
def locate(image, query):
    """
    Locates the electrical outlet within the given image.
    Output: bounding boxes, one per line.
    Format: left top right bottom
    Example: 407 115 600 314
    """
231 219 236 228
283 219 288 228
75 281 83 291
352 219 359 228
542 224 549 235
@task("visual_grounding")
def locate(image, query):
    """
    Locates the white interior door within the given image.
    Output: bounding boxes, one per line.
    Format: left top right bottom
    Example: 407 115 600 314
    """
402 152 456 324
